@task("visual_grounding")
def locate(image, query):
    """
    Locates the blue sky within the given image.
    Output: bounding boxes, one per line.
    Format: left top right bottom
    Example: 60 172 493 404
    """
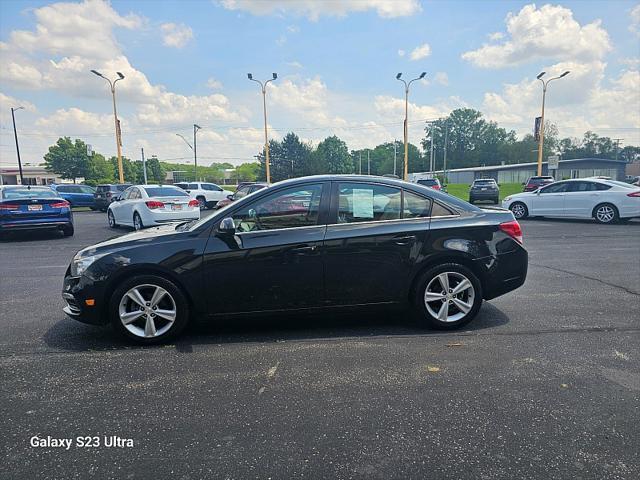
1 0 639 166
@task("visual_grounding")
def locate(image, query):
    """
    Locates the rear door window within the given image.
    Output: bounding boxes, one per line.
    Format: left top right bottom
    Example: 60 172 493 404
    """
403 191 432 218
337 183 401 224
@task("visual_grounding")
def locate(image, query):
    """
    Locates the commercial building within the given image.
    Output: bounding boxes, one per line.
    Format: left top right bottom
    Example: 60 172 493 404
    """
0 166 75 186
411 158 626 184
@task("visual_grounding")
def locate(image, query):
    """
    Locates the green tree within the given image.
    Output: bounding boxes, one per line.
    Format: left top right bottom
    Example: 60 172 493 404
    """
85 153 114 185
44 137 90 182
110 157 138 183
236 162 261 182
315 135 352 174
281 132 313 177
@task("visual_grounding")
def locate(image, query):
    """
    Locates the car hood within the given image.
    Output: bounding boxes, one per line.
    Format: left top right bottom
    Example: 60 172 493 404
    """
76 223 183 258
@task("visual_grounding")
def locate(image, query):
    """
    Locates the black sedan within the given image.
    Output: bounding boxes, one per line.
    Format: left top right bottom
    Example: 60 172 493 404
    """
62 175 527 344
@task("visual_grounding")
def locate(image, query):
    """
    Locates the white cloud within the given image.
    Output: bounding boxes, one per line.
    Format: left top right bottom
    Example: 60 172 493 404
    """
206 78 223 89
631 4 640 36
276 34 287 46
434 72 449 86
488 32 504 41
160 23 194 48
462 4 612 68
398 49 406 57
409 43 431 61
286 25 300 33
218 0 421 20
286 61 304 68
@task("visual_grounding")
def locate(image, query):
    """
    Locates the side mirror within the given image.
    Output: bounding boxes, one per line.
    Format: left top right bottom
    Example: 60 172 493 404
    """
227 194 234 200
218 217 236 235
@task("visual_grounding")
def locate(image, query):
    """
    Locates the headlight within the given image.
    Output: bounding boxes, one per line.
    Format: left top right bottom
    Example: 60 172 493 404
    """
71 253 107 277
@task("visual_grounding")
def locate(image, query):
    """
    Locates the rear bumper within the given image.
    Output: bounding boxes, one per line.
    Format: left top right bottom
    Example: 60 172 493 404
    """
470 191 499 199
477 246 528 300
142 209 200 225
0 219 72 231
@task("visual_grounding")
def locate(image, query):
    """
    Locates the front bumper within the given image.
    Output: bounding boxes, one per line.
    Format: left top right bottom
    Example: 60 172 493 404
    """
62 273 108 325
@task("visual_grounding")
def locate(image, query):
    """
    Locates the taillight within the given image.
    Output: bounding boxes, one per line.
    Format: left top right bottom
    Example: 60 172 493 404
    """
0 204 19 210
499 220 523 244
188 199 199 208
433 185 441 190
627 191 640 197
51 201 70 208
145 200 164 209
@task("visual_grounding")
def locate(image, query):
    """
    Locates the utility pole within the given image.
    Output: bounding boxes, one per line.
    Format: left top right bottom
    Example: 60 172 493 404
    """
430 123 435 173
193 124 201 181
248 73 278 183
443 121 449 182
359 151 362 175
396 72 427 181
536 70 570 176
141 148 147 184
613 138 624 161
367 150 370 175
10 107 24 185
393 140 397 176
91 70 125 183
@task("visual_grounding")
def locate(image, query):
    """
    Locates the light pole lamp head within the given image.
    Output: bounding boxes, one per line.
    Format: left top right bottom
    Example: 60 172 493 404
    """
536 71 546 79
12 106 24 112
272 73 278 80
247 73 253 80
396 73 402 80
91 69 104 78
117 72 125 79
419 72 426 79
560 71 570 78
194 124 201 131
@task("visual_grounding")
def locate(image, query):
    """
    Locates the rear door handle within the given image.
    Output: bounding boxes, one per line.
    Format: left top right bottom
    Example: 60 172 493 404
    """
290 244 318 254
393 235 416 245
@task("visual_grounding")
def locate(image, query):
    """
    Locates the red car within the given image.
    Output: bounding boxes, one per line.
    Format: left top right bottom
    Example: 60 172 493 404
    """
215 182 268 209
523 176 554 192
416 178 442 190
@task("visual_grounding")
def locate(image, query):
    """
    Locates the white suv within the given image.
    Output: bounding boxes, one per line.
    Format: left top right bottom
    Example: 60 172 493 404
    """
174 182 234 210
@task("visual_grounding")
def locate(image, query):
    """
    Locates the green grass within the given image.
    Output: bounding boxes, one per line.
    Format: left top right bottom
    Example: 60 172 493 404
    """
445 183 522 202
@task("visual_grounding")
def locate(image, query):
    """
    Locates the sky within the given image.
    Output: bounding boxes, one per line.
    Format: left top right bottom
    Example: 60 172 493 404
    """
1 0 639 168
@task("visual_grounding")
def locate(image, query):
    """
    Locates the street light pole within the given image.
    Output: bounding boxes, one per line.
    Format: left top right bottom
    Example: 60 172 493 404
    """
396 72 426 181
536 70 569 176
10 106 24 185
248 73 277 183
193 124 201 181
91 70 125 182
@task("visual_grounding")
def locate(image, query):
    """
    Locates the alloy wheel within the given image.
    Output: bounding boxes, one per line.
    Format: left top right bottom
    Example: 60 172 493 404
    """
133 214 142 230
596 205 615 223
424 272 475 323
108 211 115 227
511 203 526 219
118 284 177 338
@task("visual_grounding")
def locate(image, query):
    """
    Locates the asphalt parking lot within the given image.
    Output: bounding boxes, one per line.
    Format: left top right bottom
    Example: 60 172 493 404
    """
1 211 639 479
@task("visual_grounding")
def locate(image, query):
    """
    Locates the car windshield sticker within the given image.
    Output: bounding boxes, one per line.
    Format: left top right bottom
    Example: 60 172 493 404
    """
352 188 374 219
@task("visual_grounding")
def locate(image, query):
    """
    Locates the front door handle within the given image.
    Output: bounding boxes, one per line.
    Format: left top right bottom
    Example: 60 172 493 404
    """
289 244 318 254
392 235 416 245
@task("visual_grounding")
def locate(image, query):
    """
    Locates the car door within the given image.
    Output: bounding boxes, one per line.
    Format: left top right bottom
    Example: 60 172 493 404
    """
564 181 599 217
322 182 430 306
78 185 96 206
54 185 74 204
202 182 329 314
531 182 570 216
111 187 135 225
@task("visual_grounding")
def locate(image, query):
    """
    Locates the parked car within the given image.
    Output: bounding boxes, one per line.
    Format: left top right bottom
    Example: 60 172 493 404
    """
63 175 528 344
469 179 499 204
107 185 200 230
50 184 97 208
416 178 442 191
94 184 131 211
215 182 269 209
174 182 234 210
522 176 554 192
0 185 73 236
503 178 640 224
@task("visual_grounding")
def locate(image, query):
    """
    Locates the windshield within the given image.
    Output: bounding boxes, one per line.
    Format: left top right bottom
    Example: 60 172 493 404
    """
143 187 189 197
2 188 58 200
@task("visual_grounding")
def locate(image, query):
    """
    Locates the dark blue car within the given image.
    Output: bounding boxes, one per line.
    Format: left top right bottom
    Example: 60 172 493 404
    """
0 186 74 236
51 184 97 208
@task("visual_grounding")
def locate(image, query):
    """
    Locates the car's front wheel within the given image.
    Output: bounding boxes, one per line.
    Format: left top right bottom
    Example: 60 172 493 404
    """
413 263 483 329
593 203 619 224
107 210 117 228
509 202 528 219
109 275 189 344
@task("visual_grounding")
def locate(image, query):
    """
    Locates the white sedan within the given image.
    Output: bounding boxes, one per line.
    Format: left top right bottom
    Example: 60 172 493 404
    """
502 178 640 224
174 182 234 210
107 185 200 230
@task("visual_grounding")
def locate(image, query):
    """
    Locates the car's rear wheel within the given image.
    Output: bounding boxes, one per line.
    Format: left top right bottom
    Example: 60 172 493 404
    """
133 212 143 230
510 202 528 219
108 210 117 228
62 224 74 237
109 275 189 344
413 263 483 329
593 203 619 224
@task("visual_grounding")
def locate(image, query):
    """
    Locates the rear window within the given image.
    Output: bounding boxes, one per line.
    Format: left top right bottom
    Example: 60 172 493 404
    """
2 188 58 200
417 179 438 186
605 180 636 189
474 179 496 185
143 187 189 197
115 184 130 191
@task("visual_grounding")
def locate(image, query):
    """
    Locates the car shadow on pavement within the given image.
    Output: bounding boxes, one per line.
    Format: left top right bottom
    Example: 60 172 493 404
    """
43 302 510 353
522 217 640 226
0 229 66 242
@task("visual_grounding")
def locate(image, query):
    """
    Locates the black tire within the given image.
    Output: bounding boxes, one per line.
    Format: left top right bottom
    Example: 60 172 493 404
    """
109 275 189 344
412 263 483 330
197 196 207 211
107 210 117 228
593 203 619 224
493 197 499 204
62 224 74 237
509 201 528 219
469 198 475 204
133 212 143 230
